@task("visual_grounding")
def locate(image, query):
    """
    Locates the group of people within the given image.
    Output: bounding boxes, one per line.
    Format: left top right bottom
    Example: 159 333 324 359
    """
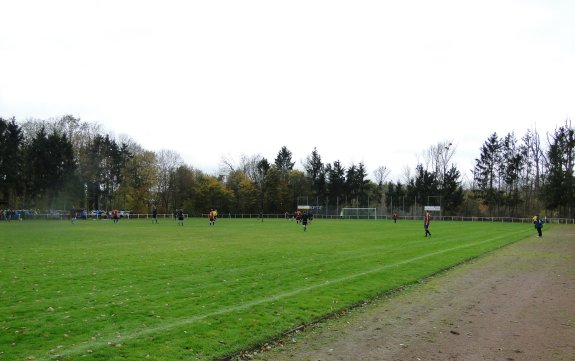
391 210 433 237
69 209 122 224
150 207 219 226
288 209 546 237
1 209 25 221
395 210 544 239
73 204 547 238
389 210 432 237
293 210 313 231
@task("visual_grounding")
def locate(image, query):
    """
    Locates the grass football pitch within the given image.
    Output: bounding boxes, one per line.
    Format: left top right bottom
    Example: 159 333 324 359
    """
1 218 535 360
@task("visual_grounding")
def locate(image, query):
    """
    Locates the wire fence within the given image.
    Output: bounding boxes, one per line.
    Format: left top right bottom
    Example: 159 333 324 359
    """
2 212 569 224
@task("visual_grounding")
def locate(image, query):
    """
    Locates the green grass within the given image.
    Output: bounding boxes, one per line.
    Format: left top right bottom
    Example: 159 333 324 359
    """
0 218 535 360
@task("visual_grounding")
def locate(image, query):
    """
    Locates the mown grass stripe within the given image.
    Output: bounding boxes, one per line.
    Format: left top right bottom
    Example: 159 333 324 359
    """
39 231 519 360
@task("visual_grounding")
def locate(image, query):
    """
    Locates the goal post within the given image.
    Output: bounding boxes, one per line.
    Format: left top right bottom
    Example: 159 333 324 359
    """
339 208 377 220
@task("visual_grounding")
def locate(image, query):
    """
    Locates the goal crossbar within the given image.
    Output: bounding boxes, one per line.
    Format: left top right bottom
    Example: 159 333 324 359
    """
339 207 377 220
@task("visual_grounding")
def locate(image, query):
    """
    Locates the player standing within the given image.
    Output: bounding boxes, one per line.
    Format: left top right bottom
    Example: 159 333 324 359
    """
533 214 543 237
112 209 119 224
424 210 432 237
70 208 77 224
177 209 184 226
209 209 215 226
152 206 158 224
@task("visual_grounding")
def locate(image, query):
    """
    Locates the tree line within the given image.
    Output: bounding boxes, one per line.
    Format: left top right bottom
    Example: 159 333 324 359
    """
0 115 571 218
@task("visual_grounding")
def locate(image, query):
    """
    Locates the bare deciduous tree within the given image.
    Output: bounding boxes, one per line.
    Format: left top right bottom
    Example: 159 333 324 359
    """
373 165 391 208
373 166 391 186
155 149 183 212
421 140 456 185
219 154 236 176
239 154 265 183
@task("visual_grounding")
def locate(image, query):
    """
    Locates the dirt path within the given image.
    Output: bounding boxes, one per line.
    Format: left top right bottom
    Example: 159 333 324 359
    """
253 226 575 361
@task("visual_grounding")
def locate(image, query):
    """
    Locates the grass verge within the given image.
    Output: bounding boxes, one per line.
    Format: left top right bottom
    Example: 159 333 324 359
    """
0 218 535 360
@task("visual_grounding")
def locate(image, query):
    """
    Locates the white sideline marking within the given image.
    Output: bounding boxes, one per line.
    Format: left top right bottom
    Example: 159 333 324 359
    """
39 233 522 360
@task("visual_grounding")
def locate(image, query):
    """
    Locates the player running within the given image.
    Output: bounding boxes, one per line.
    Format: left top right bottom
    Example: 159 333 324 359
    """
301 212 309 232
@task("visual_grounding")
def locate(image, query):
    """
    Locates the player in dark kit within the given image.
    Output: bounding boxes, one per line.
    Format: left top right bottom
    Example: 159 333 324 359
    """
533 214 543 237
301 212 309 232
152 206 158 224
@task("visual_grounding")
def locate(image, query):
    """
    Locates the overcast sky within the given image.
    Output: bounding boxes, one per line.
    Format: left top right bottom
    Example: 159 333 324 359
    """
1 0 573 182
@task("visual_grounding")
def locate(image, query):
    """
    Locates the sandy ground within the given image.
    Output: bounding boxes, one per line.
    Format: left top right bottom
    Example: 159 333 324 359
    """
248 226 575 361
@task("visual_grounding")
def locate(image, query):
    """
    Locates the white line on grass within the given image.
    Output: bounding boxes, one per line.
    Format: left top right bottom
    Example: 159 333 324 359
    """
40 232 524 360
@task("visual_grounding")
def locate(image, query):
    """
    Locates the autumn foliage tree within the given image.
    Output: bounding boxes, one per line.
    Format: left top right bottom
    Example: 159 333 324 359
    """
0 115 569 218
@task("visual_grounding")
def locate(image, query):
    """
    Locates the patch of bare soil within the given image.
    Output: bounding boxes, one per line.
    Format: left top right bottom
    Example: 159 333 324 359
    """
253 226 575 361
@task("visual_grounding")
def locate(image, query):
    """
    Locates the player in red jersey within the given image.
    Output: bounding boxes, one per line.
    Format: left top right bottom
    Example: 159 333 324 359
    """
424 210 432 237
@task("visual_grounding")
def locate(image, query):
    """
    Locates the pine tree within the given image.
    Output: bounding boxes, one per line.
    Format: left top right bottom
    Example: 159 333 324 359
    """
0 118 24 207
274 146 295 179
543 124 575 217
473 133 502 214
304 147 325 202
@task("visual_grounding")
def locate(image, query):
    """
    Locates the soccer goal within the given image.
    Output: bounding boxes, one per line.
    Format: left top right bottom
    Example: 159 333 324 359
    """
339 208 377 219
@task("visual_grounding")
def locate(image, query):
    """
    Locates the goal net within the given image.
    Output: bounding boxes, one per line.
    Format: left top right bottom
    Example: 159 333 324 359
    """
339 208 377 219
